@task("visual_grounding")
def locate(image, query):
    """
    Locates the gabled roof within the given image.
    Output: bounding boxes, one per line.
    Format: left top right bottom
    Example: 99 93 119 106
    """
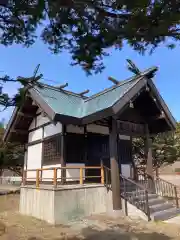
3 66 177 142
30 73 141 119
29 67 176 126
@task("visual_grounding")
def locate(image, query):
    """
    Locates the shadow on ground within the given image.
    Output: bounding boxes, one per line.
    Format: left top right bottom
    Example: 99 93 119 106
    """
80 226 172 240
27 225 173 240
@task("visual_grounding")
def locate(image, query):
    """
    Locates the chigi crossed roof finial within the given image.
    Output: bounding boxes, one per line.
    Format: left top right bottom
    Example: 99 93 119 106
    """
78 89 90 97
56 83 68 89
108 76 119 85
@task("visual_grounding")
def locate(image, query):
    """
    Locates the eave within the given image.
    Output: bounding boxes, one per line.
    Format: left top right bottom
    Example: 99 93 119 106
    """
3 73 176 143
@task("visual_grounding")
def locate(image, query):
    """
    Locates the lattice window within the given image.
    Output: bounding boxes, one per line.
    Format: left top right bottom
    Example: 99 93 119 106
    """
43 135 61 165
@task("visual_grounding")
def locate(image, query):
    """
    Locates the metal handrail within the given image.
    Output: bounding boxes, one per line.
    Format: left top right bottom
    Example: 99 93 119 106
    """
103 166 150 220
103 166 111 190
120 174 150 220
137 170 179 208
120 174 148 190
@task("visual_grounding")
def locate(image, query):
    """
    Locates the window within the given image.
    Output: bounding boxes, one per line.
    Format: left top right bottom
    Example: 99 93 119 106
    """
43 135 61 165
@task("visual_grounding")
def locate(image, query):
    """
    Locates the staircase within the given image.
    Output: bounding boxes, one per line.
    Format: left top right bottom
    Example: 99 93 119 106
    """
121 172 180 221
125 188 180 221
104 166 180 221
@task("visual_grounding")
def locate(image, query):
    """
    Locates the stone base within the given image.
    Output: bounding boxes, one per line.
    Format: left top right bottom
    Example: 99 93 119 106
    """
106 209 125 219
19 185 148 224
19 184 113 224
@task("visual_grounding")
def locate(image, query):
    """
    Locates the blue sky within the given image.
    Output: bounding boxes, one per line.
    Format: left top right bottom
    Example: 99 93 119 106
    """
1 39 180 122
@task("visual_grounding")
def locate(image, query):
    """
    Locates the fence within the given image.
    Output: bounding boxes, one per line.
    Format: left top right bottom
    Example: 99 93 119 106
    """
0 176 22 185
23 165 105 188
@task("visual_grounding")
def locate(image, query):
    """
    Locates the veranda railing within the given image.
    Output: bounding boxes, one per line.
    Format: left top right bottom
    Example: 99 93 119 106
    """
23 165 105 188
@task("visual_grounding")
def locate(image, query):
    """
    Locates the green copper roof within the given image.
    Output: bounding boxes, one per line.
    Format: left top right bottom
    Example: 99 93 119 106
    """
3 66 177 143
83 79 140 117
34 75 141 119
35 86 84 118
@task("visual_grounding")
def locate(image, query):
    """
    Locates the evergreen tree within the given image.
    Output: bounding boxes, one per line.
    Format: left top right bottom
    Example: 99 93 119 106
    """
0 121 23 175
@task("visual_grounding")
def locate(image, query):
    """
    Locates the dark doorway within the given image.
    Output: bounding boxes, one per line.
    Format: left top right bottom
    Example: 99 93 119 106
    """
118 139 132 165
66 133 85 164
86 133 109 182
118 138 133 177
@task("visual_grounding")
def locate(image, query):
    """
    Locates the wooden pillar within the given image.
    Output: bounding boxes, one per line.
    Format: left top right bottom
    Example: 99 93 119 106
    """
84 126 88 182
109 118 122 210
41 126 45 180
145 125 153 177
61 124 66 184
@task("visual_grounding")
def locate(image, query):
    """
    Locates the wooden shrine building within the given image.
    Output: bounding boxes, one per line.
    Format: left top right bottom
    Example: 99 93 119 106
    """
3 66 177 223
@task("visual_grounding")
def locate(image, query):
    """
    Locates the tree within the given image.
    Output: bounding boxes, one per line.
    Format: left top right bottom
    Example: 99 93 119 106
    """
0 121 24 176
132 125 180 170
126 59 179 170
0 64 43 108
0 0 180 75
0 1 179 107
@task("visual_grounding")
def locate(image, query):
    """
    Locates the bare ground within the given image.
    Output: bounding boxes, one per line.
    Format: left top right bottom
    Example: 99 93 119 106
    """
0 194 180 240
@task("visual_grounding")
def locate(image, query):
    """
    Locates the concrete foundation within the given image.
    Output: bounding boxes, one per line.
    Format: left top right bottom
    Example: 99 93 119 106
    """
19 184 148 224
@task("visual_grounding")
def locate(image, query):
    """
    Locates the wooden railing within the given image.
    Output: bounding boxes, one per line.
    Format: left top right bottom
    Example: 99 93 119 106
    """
22 166 105 188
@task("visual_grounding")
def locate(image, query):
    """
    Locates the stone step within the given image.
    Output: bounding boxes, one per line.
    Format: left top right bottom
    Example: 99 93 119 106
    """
149 202 173 213
151 207 180 221
126 192 157 200
148 198 165 206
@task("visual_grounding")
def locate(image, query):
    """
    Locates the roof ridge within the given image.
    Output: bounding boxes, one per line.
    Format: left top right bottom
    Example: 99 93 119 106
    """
84 66 157 102
84 74 140 102
39 83 84 99
39 66 157 103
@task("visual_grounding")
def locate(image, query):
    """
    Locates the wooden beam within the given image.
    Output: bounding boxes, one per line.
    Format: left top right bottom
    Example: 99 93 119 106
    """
41 125 45 179
145 125 153 177
17 112 34 118
108 76 119 85
94 119 109 126
61 124 66 184
59 83 68 89
109 118 122 210
10 129 27 134
78 89 90 96
117 120 145 136
84 125 88 179
148 112 165 122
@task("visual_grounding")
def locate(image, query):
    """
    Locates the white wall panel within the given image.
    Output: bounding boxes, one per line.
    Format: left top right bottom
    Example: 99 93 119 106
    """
26 143 42 179
44 122 62 138
41 163 85 182
36 108 42 114
42 164 61 181
121 164 131 178
24 151 27 170
66 163 85 181
28 128 43 142
29 118 35 130
66 125 84 134
28 111 50 131
36 114 50 127
119 135 130 140
87 124 109 135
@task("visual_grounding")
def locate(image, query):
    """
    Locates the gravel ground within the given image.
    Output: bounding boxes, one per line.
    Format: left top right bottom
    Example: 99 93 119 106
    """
0 194 180 240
